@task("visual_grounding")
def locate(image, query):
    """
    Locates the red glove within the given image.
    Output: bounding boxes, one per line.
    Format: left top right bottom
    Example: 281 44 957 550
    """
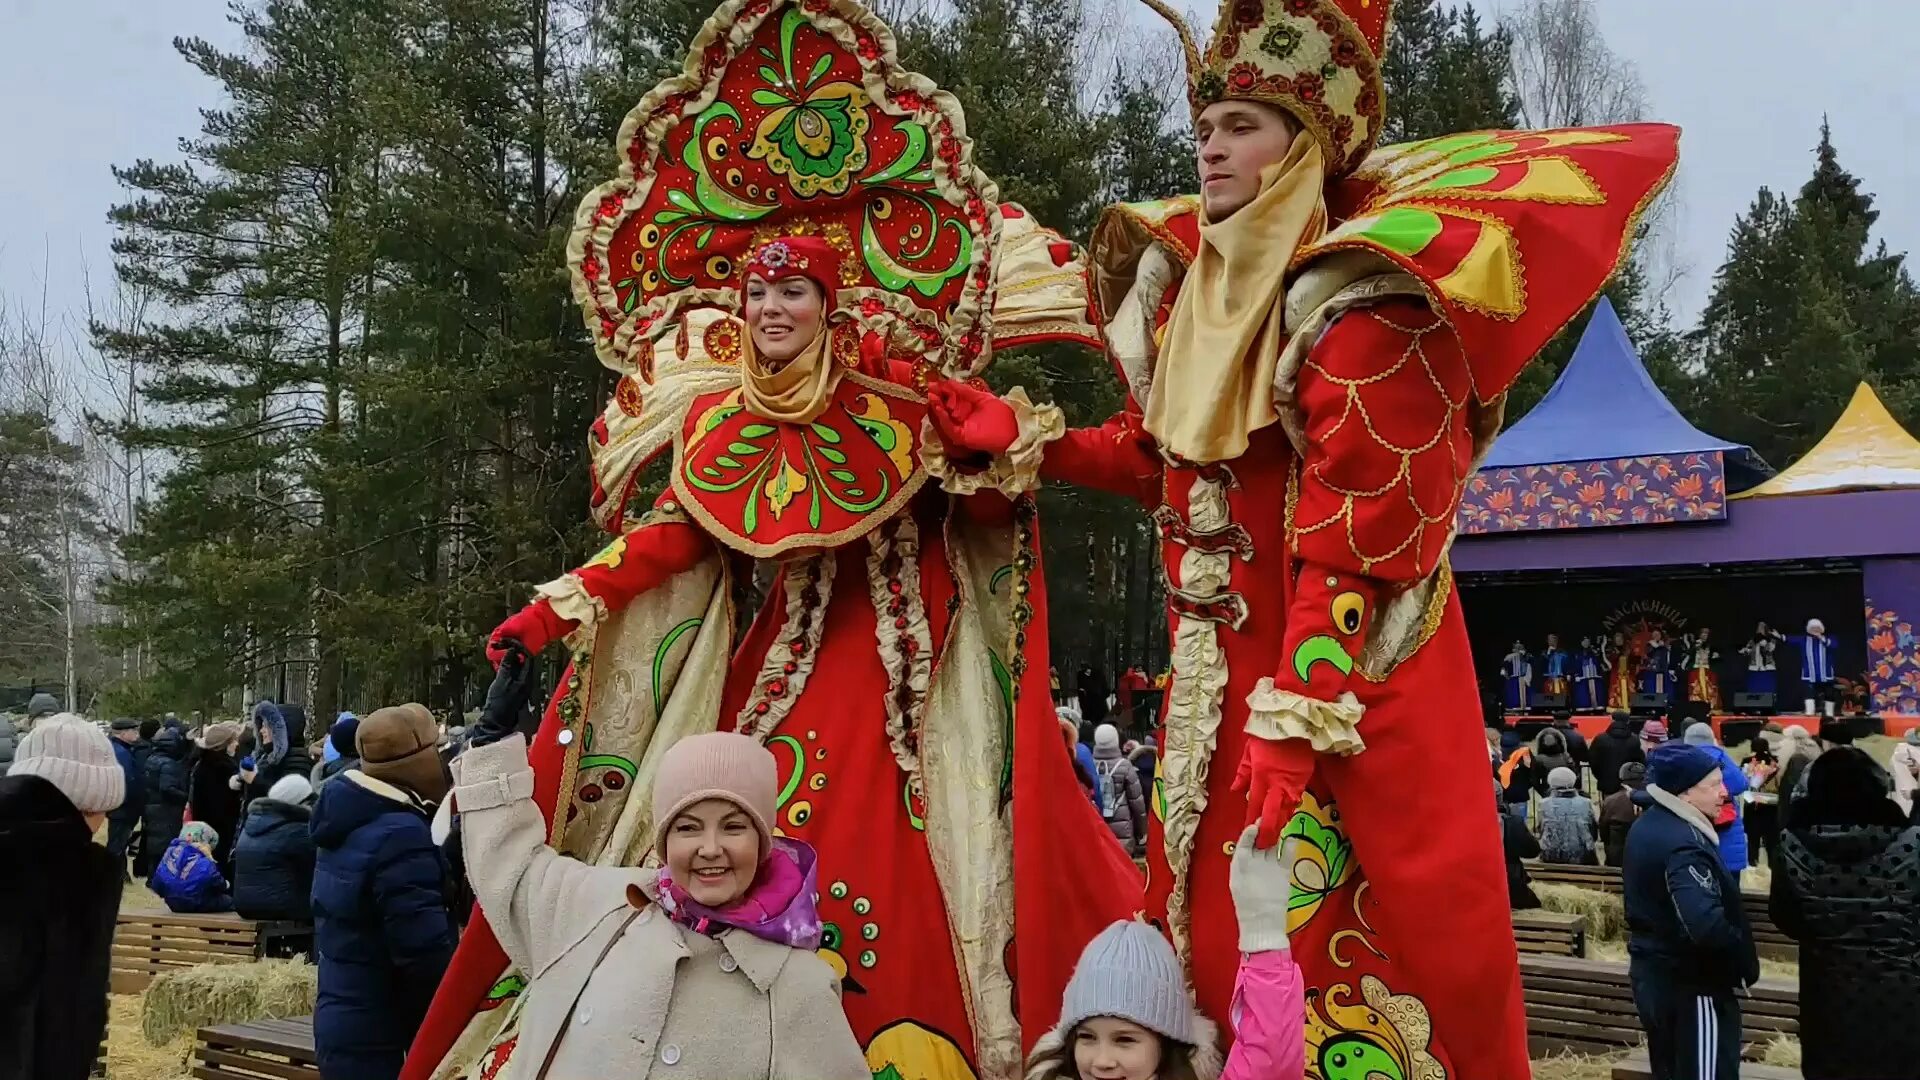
1232 736 1315 850
1276 566 1379 701
926 378 1019 457
486 598 572 668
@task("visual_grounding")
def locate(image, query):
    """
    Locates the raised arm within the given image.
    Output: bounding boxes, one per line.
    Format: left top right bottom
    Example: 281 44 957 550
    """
488 501 713 665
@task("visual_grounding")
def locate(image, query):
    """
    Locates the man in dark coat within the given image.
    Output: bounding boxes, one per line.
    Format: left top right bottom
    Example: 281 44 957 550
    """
106 718 146 880
234 774 317 920
138 725 193 877
1589 711 1646 797
1771 747 1920 1079
1624 743 1759 1080
310 703 456 1080
0 716 126 1080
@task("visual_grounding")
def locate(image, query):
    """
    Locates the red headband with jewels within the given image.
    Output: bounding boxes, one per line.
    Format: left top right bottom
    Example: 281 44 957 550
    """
741 236 843 303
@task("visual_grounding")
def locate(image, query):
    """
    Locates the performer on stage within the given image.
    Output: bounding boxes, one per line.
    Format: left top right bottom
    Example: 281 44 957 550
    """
923 0 1679 1068
1779 620 1838 717
403 5 1139 1077
1742 621 1780 697
1539 634 1570 699
1502 642 1534 712
1640 629 1676 704
1605 631 1637 711
1574 636 1605 711
1682 628 1721 712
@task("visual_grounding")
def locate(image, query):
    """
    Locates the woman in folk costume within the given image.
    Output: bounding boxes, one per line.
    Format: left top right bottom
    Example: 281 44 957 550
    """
1683 628 1722 712
402 3 1138 1076
1574 636 1605 711
1500 642 1533 712
1605 630 1637 710
923 0 1681 1073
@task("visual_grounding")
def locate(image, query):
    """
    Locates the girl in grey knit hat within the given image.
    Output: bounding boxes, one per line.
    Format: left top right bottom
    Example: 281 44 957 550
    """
1025 827 1304 1080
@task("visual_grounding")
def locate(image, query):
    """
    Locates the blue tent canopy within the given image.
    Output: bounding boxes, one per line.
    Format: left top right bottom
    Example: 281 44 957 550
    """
1480 298 1765 482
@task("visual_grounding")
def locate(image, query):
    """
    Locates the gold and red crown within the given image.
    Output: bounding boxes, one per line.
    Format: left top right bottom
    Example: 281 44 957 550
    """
1143 0 1393 175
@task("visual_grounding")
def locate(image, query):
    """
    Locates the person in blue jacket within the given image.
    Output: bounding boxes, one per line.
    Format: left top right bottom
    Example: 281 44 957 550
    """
1681 722 1750 873
309 703 455 1080
105 719 145 880
150 822 235 913
1624 743 1759 1080
232 774 316 920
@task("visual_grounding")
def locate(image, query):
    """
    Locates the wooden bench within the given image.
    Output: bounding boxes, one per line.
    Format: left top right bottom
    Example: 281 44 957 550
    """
192 1016 320 1080
1525 863 1797 961
1522 955 1797 1059
1527 861 1624 893
112 913 311 994
1612 1049 1799 1079
1740 890 1798 961
1513 910 1588 958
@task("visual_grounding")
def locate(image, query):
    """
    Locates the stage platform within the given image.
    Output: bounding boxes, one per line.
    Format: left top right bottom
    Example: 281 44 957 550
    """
1502 712 1920 741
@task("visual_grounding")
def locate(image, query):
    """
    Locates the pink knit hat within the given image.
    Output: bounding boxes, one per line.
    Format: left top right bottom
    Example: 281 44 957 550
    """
11 715 125 814
650 731 777 862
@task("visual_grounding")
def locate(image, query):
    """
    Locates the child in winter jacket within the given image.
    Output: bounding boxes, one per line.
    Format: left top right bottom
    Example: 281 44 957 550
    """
1025 826 1303 1080
150 822 234 913
452 724 868 1080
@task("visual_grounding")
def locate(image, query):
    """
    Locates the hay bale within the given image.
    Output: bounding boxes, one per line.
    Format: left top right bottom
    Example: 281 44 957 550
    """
141 957 318 1046
1760 1034 1802 1068
1535 882 1628 941
1529 1049 1627 1080
108 991 193 1080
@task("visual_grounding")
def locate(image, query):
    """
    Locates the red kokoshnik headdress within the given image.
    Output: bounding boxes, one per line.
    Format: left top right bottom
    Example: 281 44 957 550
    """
740 235 844 301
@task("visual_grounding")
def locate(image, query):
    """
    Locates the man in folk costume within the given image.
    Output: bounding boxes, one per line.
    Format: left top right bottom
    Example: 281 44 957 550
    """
1501 641 1533 712
1778 619 1838 717
1540 634 1571 699
401 1 1142 1076
927 0 1679 1072
1742 621 1779 698
1574 636 1605 711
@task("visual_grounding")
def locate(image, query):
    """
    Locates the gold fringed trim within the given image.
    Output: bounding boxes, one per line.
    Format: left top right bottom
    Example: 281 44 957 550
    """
1005 497 1039 709
923 387 1065 499
735 553 834 740
1244 679 1367 756
867 517 933 797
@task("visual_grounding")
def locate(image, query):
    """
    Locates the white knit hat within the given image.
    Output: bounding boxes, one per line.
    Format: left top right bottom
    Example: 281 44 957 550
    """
11 715 125 814
1094 723 1122 752
268 773 313 805
1059 921 1202 1045
1548 766 1577 790
650 731 777 861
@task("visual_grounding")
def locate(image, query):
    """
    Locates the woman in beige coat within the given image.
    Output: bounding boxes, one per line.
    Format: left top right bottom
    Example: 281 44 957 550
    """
451 725 868 1079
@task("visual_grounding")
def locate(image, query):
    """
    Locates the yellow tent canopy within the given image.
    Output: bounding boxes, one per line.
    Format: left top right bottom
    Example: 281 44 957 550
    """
1735 382 1920 499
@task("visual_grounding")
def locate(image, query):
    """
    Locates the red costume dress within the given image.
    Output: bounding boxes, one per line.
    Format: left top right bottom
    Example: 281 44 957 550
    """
404 4 1137 1077
939 1 1680 1073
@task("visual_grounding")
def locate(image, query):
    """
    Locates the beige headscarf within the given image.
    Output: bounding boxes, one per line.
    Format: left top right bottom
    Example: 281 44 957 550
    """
740 314 842 425
1143 135 1328 463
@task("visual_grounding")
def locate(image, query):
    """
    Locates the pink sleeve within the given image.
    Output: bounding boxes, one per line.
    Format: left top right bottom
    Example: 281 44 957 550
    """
1221 950 1306 1080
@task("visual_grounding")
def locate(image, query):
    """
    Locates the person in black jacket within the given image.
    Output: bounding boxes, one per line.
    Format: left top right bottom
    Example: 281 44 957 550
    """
1589 711 1646 797
138 725 193 877
1770 746 1920 1080
1624 743 1758 1080
233 773 317 920
106 718 146 880
0 716 127 1080
310 703 456 1080
1499 778 1542 909
238 701 314 805
189 722 245 872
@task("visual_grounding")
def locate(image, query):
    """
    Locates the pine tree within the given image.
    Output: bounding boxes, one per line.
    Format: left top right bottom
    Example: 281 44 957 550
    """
1693 123 1920 469
1381 0 1520 144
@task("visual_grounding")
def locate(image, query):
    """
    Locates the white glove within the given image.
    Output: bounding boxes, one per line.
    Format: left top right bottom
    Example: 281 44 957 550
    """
1230 824 1294 954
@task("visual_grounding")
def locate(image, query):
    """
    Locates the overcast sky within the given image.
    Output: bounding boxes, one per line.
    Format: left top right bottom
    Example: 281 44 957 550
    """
1 0 1915 345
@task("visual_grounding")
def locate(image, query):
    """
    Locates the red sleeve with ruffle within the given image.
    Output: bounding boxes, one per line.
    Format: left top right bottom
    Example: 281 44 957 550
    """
1039 409 1162 506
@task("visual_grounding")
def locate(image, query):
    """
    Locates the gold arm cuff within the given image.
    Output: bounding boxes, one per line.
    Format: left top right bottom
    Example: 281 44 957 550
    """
1244 678 1367 756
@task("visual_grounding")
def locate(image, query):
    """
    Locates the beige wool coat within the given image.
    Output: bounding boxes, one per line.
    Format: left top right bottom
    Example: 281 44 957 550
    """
452 735 869 1080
